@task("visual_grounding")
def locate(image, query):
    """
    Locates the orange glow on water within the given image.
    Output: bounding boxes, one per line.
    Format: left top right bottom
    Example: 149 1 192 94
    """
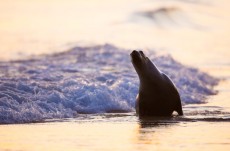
0 121 230 151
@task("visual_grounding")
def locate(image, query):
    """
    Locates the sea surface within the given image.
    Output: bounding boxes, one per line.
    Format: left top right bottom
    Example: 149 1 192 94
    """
0 0 230 150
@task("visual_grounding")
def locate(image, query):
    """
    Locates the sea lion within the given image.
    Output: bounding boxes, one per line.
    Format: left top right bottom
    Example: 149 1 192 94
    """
130 50 183 117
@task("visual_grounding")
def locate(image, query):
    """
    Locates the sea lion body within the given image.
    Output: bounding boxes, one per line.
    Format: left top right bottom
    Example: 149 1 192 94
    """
131 50 183 117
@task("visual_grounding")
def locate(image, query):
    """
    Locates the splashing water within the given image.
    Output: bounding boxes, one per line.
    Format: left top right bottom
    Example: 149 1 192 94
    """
0 44 218 124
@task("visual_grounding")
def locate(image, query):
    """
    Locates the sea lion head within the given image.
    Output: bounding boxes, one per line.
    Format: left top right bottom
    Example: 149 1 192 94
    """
130 50 147 75
130 50 161 81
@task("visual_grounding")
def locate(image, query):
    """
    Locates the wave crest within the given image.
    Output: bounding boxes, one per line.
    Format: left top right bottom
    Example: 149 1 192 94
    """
0 44 218 123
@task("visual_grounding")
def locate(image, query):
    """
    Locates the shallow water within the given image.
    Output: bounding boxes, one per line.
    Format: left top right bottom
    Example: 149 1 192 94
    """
0 44 220 124
0 73 229 151
0 115 230 151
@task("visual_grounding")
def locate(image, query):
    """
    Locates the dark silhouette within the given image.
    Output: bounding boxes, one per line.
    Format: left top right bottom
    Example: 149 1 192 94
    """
130 50 183 117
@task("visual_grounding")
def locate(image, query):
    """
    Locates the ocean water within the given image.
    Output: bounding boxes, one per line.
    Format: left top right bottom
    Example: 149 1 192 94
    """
0 0 230 150
0 44 220 124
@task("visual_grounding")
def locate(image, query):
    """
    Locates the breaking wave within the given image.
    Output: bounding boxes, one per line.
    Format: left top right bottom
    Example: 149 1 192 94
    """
0 44 218 123
131 7 202 29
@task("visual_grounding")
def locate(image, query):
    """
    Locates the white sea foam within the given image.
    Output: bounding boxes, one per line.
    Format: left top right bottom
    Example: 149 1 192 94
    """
0 44 218 124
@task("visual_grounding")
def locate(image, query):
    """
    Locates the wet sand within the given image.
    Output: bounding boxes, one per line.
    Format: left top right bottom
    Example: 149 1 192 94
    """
0 115 230 151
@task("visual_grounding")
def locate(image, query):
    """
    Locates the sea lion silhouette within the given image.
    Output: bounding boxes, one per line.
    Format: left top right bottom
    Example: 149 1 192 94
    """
130 50 183 117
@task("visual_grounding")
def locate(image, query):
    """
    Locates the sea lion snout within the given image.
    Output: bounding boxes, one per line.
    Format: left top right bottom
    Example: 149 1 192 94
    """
130 50 140 58
131 50 144 71
130 50 145 64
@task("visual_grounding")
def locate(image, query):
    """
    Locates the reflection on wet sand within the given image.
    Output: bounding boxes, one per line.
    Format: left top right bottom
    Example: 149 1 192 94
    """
134 116 230 150
139 117 179 128
133 118 178 151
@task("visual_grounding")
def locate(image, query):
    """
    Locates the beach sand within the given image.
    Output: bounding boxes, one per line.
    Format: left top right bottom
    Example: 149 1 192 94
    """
0 112 230 151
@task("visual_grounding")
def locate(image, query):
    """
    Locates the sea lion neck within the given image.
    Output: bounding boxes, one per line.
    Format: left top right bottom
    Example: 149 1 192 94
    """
130 50 163 83
137 59 163 84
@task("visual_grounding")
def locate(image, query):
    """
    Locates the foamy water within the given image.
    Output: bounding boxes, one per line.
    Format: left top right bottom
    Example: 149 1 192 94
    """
0 44 219 124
